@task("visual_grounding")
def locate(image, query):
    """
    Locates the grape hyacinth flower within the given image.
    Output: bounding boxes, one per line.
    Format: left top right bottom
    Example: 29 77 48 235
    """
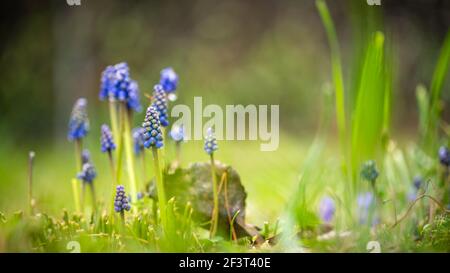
357 192 378 226
360 160 379 183
413 175 423 191
152 84 169 127
170 125 184 142
77 162 97 211
114 185 131 222
170 125 184 167
68 98 89 213
99 62 142 112
160 67 178 101
142 106 164 149
81 149 91 165
132 127 145 156
319 196 335 224
204 127 219 155
204 127 219 238
439 146 450 167
143 105 167 230
77 162 97 184
100 124 116 153
127 80 142 113
68 98 89 142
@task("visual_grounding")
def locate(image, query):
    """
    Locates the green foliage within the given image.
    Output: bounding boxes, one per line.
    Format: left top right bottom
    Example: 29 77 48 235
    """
423 31 450 153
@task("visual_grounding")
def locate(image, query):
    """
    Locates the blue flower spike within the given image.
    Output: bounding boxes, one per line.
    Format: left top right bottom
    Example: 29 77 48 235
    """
170 125 184 143
132 127 145 155
159 67 178 101
152 84 169 127
68 98 89 141
360 160 379 183
114 185 131 213
100 124 116 153
81 149 91 165
357 192 378 226
142 106 164 149
438 146 450 167
99 62 141 112
77 162 97 184
319 196 335 224
204 127 218 155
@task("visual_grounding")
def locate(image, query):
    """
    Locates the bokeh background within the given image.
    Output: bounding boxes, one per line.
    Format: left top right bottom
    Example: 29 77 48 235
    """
0 0 449 226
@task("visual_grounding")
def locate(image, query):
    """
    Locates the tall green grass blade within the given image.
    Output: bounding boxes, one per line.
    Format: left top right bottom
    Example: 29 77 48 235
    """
425 31 450 152
351 32 387 186
316 0 347 163
416 84 429 140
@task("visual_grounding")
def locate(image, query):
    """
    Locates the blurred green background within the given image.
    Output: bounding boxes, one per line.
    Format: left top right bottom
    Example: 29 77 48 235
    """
0 0 449 226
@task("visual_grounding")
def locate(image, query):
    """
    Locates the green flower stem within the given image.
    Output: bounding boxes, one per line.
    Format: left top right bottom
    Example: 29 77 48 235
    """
71 178 81 213
122 103 138 211
120 211 125 229
73 139 83 213
152 146 167 231
115 104 125 190
160 127 167 168
89 183 97 213
109 100 120 143
175 141 181 167
141 151 147 185
108 151 117 216
28 151 35 216
209 153 219 238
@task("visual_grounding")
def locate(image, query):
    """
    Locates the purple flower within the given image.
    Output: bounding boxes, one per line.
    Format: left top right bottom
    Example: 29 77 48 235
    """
114 185 131 213
204 127 218 155
159 67 178 93
142 106 164 149
439 146 450 167
99 62 141 112
360 160 379 182
319 196 335 223
81 149 91 165
132 127 145 155
151 84 169 127
100 124 116 153
68 98 89 141
170 125 184 142
357 192 377 225
77 162 96 184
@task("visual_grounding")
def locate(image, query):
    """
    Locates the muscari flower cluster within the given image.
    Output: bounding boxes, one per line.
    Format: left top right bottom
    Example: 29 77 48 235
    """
170 125 184 142
160 67 178 94
357 192 379 226
319 196 335 224
439 146 450 167
360 160 379 182
408 176 423 201
81 149 91 165
77 161 97 184
99 62 141 112
100 124 116 153
68 98 89 141
152 84 169 127
204 128 218 155
114 185 131 213
132 127 145 155
142 106 164 149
